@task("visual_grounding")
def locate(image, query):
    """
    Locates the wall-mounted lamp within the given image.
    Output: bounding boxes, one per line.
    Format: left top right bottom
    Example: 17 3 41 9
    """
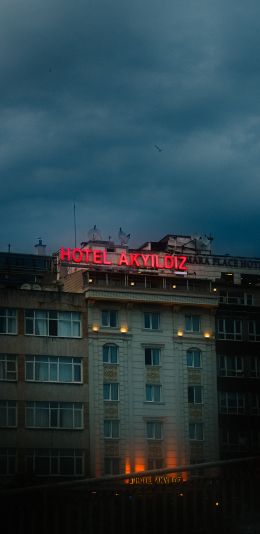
89 278 93 283
92 324 99 332
204 332 211 338
120 325 128 333
213 287 217 292
172 284 177 289
177 330 184 337
130 282 135 286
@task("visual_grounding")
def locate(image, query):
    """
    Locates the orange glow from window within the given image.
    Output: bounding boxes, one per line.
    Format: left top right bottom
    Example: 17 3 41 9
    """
125 460 131 474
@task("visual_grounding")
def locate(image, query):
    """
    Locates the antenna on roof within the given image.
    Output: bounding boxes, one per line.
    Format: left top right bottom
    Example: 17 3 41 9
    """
74 203 77 248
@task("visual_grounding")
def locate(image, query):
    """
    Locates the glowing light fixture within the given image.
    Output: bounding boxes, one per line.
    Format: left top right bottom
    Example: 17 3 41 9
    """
213 287 217 292
172 284 177 289
89 278 93 283
177 330 184 337
120 325 128 333
92 324 99 332
204 332 211 338
130 282 135 286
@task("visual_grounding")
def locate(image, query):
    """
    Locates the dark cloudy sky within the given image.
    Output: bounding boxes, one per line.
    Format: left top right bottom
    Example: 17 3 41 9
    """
1 0 260 257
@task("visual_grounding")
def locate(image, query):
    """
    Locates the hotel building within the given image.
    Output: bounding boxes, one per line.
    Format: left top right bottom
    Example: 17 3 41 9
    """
0 233 259 481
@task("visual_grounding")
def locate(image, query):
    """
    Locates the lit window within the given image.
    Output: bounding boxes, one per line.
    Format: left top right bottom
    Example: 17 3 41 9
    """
103 345 118 364
147 421 163 440
26 402 83 428
0 309 17 335
188 386 203 404
25 356 82 383
217 318 242 340
101 310 118 328
145 348 160 366
104 420 120 438
26 449 84 476
187 349 201 368
189 423 204 441
185 315 200 333
25 310 81 338
144 312 160 330
103 383 119 401
0 355 17 381
145 384 161 402
0 401 17 427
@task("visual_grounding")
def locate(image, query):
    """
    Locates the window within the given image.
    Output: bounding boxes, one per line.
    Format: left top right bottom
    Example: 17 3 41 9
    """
0 448 16 475
104 458 120 475
185 315 200 333
144 312 160 330
26 402 83 429
189 423 204 441
25 310 81 337
249 357 260 377
222 429 247 448
104 420 120 438
0 355 17 381
25 356 82 383
101 310 117 327
0 401 17 427
218 355 244 377
103 383 119 401
217 318 242 340
103 345 118 364
145 348 160 366
219 392 245 414
249 393 260 415
147 458 164 470
26 449 84 476
0 309 17 335
187 349 201 368
147 421 163 440
188 386 203 404
248 320 260 342
145 384 161 402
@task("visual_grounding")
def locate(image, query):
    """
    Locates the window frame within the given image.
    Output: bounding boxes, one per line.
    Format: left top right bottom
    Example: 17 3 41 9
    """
101 310 118 328
145 384 162 403
104 457 120 475
104 419 120 439
185 315 201 333
188 386 203 404
103 383 119 401
0 355 17 381
25 310 81 338
25 401 84 429
26 449 84 477
187 348 201 369
189 422 204 441
0 308 17 335
102 344 119 364
145 347 161 366
217 318 242 341
144 312 160 330
146 421 163 440
0 401 17 427
25 355 82 383
219 391 245 414
218 355 244 377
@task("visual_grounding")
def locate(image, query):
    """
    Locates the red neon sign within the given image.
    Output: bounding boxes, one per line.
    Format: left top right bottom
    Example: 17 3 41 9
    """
59 248 187 271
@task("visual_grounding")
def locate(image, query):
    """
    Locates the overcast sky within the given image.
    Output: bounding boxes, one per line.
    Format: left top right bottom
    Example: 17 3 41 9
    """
0 0 260 257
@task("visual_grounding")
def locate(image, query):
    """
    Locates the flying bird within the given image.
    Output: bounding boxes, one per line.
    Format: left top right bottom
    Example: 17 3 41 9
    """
155 145 163 152
118 227 131 245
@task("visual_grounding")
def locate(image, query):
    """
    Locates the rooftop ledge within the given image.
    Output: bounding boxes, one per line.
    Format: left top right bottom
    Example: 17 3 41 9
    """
84 287 218 307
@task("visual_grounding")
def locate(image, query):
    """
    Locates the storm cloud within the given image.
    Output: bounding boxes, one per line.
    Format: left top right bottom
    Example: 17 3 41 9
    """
0 0 260 256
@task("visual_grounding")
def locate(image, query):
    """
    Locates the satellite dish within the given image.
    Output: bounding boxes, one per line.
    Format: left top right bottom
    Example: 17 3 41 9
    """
20 283 31 290
118 227 131 246
87 225 102 241
32 284 41 290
